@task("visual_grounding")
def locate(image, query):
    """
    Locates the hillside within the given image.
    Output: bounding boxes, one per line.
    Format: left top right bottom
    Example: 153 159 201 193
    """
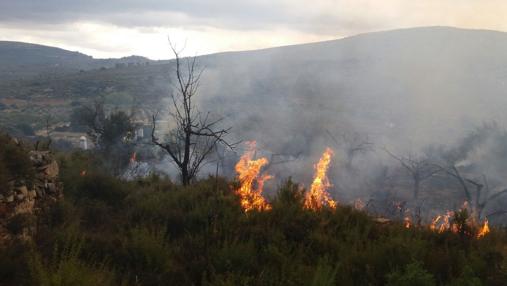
194 27 507 154
3 27 507 178
0 41 152 82
3 27 507 285
0 41 92 66
0 134 505 285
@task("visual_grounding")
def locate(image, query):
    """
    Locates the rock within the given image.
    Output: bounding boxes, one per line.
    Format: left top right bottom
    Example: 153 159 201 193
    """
0 205 8 218
1 150 63 247
46 183 56 193
29 151 51 166
14 200 35 215
28 190 36 199
374 217 391 224
16 186 28 196
41 161 59 178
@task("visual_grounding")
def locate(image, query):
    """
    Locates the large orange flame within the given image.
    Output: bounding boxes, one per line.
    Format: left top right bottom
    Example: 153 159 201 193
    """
235 141 272 212
477 219 490 238
304 148 337 210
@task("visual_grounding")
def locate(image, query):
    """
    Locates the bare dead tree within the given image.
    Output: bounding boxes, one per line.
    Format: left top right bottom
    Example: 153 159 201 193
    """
264 152 302 171
436 163 507 219
439 164 484 217
474 180 507 220
384 148 440 199
327 130 373 169
152 41 236 185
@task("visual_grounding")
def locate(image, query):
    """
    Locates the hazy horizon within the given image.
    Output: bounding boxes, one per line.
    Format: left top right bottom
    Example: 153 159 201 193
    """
3 1 507 59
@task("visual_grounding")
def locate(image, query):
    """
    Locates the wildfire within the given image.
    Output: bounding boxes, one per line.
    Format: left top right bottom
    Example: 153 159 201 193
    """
130 152 137 164
477 219 490 239
430 211 454 233
235 141 272 212
230 140 492 238
304 148 337 210
428 209 490 238
404 216 412 228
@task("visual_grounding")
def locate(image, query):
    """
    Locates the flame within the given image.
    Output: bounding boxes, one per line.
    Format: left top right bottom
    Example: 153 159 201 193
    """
235 141 272 212
80 170 87 176
429 208 490 238
404 216 411 228
430 211 454 233
304 148 337 210
477 219 490 238
130 152 137 163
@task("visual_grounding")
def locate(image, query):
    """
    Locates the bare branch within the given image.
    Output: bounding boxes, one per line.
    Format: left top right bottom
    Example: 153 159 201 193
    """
152 39 236 185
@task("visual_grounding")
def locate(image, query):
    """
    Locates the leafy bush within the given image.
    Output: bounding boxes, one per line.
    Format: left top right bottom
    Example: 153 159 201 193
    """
386 262 435 286
6 214 34 235
29 237 118 286
311 258 338 286
0 133 35 189
1 150 506 286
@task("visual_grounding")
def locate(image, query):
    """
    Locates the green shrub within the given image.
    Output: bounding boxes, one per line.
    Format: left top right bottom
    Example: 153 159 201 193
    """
0 241 31 285
1 150 504 286
6 214 34 235
311 258 338 286
0 133 35 189
386 261 436 286
122 227 173 273
72 173 128 207
449 265 482 286
29 237 118 286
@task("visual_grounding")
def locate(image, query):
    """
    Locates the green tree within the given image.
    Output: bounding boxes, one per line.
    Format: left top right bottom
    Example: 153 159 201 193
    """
71 100 135 150
71 100 136 174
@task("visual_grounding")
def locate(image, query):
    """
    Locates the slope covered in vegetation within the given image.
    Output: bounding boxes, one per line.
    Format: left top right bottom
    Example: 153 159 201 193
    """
0 145 506 286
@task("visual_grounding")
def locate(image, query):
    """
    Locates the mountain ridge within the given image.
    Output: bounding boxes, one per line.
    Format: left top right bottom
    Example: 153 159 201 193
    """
5 26 507 65
3 26 507 157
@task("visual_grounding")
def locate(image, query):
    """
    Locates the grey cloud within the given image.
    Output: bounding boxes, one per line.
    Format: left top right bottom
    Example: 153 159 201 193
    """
0 1 287 28
0 0 380 36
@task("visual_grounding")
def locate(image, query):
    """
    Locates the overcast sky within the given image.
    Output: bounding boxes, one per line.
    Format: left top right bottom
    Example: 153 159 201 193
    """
1 1 507 59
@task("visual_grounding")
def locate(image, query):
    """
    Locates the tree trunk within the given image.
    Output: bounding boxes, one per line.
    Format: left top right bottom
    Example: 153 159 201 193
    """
182 126 191 186
413 177 420 200
181 167 190 186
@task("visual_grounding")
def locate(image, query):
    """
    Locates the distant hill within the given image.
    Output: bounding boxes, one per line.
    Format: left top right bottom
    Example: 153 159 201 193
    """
192 26 507 154
0 41 93 66
0 41 152 82
3 27 507 160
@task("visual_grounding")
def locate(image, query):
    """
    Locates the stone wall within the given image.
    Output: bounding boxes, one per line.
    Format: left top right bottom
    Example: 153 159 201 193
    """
0 151 63 245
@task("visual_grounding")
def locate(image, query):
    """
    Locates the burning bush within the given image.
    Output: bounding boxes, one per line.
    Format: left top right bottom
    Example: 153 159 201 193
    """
234 141 272 212
304 147 337 210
